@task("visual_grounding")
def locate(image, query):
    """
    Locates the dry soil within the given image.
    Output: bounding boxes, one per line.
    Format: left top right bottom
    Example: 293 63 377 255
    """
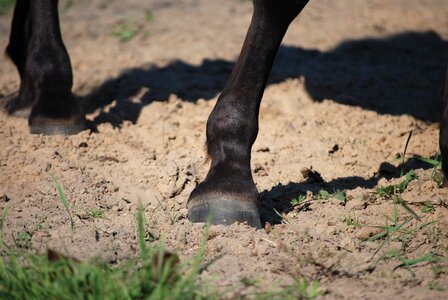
1 0 448 298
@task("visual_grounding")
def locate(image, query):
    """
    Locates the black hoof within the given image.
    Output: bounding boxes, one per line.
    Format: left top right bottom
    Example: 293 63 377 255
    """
30 117 86 135
30 123 86 135
188 194 261 228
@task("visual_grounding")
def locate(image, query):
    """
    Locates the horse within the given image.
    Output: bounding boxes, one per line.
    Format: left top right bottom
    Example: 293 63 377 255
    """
4 0 448 229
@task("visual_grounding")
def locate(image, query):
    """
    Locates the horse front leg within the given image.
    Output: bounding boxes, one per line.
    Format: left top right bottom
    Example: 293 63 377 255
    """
188 0 310 227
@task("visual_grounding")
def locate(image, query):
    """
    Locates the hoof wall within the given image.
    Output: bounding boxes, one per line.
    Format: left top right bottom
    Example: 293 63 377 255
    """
188 195 261 229
30 122 86 135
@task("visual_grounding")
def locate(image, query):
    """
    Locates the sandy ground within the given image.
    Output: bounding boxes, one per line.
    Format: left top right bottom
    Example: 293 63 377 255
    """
1 0 448 298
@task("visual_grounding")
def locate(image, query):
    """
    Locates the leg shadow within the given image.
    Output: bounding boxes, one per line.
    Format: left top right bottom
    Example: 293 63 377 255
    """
258 155 440 225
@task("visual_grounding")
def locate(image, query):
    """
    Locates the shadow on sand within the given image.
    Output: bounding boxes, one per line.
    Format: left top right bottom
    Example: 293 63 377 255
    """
78 31 447 224
81 31 448 127
258 155 441 225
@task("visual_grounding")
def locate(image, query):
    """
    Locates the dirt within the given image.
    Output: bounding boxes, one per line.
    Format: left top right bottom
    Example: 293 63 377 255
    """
1 0 448 298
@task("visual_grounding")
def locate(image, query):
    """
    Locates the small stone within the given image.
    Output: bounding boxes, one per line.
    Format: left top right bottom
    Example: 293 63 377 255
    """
78 142 88 148
264 222 273 233
60 162 70 171
256 147 270 152
0 194 10 202
121 197 131 204
346 199 367 210
254 163 268 176
300 167 324 183
329 144 340 154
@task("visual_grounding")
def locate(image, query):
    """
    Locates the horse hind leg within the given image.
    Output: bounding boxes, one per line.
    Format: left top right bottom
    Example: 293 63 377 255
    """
4 0 33 117
5 0 85 135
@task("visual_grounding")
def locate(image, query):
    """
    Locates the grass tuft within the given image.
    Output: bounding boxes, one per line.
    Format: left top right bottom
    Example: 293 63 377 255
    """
51 176 75 230
0 204 10 248
417 154 444 187
0 204 212 299
256 277 325 299
112 11 154 42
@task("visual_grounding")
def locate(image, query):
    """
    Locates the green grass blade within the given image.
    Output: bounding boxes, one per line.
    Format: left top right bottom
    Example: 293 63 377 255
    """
394 253 439 270
51 176 75 230
396 196 421 221
0 204 11 249
400 130 413 177
417 156 441 168
136 202 148 259
274 208 291 225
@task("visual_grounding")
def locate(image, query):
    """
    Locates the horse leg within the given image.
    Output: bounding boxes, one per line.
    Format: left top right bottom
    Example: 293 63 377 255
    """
5 0 85 134
4 0 33 117
440 67 448 186
188 0 310 227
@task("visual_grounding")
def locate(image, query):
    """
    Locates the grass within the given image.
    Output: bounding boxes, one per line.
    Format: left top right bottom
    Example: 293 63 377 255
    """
0 248 209 299
0 204 212 300
356 209 442 275
373 170 418 199
0 204 10 248
255 278 324 300
342 212 360 226
310 189 348 204
112 11 153 42
0 184 324 299
342 132 448 277
13 230 32 249
153 194 178 225
291 195 306 207
428 281 445 291
421 202 436 214
0 0 14 15
417 154 444 187
399 130 413 177
274 208 292 225
52 176 75 230
88 209 106 219
346 212 443 276
371 131 421 220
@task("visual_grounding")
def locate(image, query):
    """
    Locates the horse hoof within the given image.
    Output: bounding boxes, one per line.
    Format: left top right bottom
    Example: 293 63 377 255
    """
188 194 261 228
30 119 86 135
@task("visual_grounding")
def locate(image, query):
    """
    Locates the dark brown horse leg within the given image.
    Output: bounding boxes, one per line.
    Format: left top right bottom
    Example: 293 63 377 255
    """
4 0 33 117
440 67 448 186
188 0 310 227
6 0 85 134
